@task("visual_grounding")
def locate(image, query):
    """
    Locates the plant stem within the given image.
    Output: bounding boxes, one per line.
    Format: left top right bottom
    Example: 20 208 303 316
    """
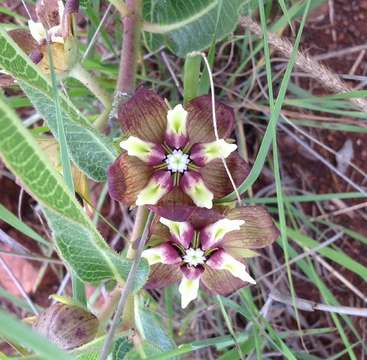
116 0 142 94
108 0 131 17
99 211 153 360
107 0 142 134
127 206 149 259
183 54 201 105
69 62 112 130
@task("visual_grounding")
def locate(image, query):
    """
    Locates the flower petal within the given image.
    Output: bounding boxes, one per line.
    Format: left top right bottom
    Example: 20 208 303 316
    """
222 206 280 253
149 187 196 222
145 263 181 290
186 96 235 145
201 264 246 296
159 218 194 249
206 249 256 284
28 20 47 43
142 243 181 265
108 152 153 206
120 136 165 165
8 30 39 57
36 0 61 29
136 171 173 206
178 267 203 309
180 172 213 209
200 218 244 250
200 152 250 198
165 104 188 148
190 139 237 166
118 87 168 143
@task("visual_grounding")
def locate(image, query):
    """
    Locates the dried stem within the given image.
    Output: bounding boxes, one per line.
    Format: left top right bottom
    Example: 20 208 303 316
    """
240 16 367 113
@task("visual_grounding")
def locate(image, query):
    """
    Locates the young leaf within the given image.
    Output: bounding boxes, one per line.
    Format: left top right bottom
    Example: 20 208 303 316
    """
0 95 149 287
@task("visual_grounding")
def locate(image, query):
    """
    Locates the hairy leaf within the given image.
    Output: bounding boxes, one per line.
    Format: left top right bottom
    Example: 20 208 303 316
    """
0 29 115 181
143 0 244 57
0 95 148 287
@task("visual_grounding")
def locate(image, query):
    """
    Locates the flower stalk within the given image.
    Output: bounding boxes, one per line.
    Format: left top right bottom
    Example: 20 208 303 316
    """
99 212 154 360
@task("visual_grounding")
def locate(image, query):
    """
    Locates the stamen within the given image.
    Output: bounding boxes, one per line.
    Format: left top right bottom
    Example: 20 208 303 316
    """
183 248 206 267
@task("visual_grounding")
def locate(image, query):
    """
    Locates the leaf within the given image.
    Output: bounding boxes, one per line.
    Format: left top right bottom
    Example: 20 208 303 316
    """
0 95 149 287
20 82 116 182
0 309 73 360
112 337 133 359
76 352 99 360
143 0 244 57
134 301 176 356
125 342 161 360
0 29 116 181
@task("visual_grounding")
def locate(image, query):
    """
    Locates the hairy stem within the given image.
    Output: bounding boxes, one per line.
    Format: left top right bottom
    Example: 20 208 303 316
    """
117 0 142 93
107 0 142 133
99 211 153 360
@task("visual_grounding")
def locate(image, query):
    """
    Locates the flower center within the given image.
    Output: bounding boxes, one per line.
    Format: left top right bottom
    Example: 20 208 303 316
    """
165 149 190 173
183 247 206 266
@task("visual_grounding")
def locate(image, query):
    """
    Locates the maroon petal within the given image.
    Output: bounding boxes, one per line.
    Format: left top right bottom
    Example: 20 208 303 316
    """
145 263 181 290
8 29 38 56
200 152 250 199
201 264 247 296
36 0 60 28
222 206 280 254
149 187 196 221
118 87 168 143
108 152 153 206
180 264 204 280
186 96 235 146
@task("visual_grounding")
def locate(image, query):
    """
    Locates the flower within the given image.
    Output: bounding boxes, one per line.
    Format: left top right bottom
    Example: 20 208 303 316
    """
8 0 78 76
142 206 280 308
108 87 250 221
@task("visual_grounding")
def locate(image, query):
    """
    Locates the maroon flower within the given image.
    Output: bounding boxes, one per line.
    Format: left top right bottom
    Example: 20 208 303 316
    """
142 206 279 308
108 88 250 220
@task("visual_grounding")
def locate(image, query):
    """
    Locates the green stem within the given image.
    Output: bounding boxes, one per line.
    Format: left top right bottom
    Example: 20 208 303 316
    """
127 206 149 259
183 54 201 105
69 62 112 130
99 211 154 360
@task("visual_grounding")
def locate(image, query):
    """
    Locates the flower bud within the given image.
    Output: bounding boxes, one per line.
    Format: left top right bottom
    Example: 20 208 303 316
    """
9 0 79 77
33 303 99 350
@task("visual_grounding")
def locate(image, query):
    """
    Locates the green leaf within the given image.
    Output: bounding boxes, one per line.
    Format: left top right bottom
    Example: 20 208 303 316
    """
112 337 133 359
134 302 176 356
20 82 116 181
0 309 73 360
76 353 99 360
0 29 116 181
0 95 149 287
143 0 244 57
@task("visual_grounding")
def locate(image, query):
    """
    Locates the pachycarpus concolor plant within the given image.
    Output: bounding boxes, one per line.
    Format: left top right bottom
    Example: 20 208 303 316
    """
141 206 279 308
108 88 250 221
9 0 78 76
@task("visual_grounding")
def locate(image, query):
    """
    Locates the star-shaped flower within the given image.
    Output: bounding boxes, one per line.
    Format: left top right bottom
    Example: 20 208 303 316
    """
108 88 250 221
142 206 279 308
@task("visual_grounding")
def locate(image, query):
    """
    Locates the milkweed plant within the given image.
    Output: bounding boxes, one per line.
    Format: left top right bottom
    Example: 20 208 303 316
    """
0 0 283 358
